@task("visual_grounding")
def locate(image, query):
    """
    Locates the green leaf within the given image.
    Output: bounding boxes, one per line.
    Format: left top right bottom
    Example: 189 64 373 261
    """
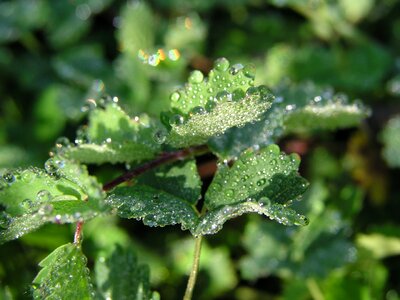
166 58 274 148
356 233 400 259
0 164 99 215
209 81 369 158
63 103 161 164
381 115 400 168
96 245 159 300
137 160 202 205
106 184 199 231
32 243 94 299
117 1 154 54
0 160 106 243
0 199 106 244
195 144 309 235
240 181 355 280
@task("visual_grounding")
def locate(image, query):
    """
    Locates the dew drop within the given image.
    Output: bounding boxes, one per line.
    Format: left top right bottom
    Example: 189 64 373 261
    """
259 197 271 207
256 178 267 186
216 91 230 102
148 54 160 66
20 198 33 210
266 144 280 156
153 130 167 144
169 114 184 126
36 190 52 202
44 158 65 175
232 89 245 102
168 49 180 61
81 98 97 112
243 64 256 79
170 91 180 102
229 63 244 75
55 137 71 149
296 215 309 226
225 189 235 198
190 106 206 115
205 100 217 112
214 57 230 72
246 86 260 97
189 70 204 84
2 171 15 185
0 212 11 228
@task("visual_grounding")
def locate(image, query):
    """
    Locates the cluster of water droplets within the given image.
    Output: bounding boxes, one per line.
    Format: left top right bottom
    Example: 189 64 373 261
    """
197 144 309 232
169 57 259 116
207 144 304 206
138 48 180 66
0 170 16 190
81 94 119 113
106 186 198 232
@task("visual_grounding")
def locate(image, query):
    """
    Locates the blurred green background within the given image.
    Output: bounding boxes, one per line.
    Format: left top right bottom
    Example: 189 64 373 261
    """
1 0 400 299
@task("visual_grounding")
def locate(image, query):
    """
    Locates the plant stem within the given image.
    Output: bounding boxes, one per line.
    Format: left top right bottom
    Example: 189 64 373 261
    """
103 144 209 191
183 235 203 300
306 278 325 300
74 221 84 245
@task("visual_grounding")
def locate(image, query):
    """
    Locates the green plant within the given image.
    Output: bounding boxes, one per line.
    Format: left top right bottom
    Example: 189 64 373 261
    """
0 57 369 299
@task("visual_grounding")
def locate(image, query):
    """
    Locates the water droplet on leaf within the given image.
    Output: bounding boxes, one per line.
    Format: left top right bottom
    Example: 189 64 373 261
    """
189 70 204 84
243 64 256 79
169 114 184 126
2 171 15 185
170 91 180 102
214 57 230 72
36 190 52 202
229 63 244 75
153 130 167 144
44 158 65 175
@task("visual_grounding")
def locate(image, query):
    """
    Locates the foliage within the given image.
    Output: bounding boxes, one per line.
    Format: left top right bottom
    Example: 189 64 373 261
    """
1 0 400 299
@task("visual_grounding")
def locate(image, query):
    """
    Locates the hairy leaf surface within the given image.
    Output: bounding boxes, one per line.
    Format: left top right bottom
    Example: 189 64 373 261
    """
210 81 369 158
137 160 201 205
64 103 161 164
194 144 309 235
32 243 94 299
166 58 274 147
0 161 106 243
106 185 198 231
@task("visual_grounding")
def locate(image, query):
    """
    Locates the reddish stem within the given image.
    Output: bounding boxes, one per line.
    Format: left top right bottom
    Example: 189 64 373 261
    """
102 144 209 192
74 221 84 244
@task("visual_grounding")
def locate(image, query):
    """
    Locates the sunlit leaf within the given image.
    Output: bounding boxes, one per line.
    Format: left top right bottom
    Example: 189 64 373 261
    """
195 144 309 235
210 81 369 158
64 103 162 164
0 160 106 242
166 58 274 148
